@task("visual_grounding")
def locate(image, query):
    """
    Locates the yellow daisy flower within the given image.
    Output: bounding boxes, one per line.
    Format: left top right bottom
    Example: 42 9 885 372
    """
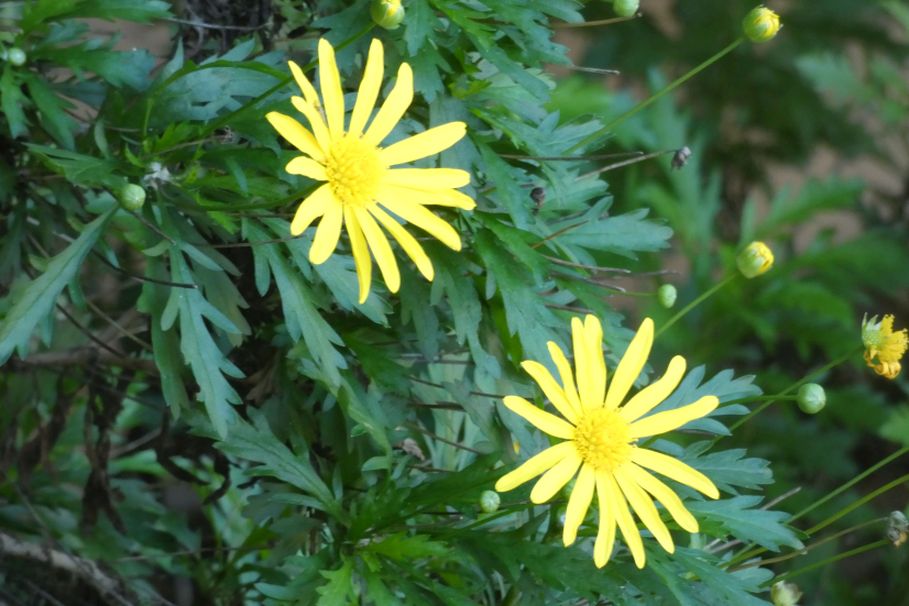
862 314 908 380
266 38 476 303
495 315 720 568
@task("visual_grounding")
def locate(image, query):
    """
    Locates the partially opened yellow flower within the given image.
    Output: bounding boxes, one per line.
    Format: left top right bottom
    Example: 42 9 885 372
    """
495 315 720 568
266 38 475 303
862 314 908 379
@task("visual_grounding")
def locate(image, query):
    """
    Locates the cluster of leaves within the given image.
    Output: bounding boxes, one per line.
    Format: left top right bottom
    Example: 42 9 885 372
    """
0 0 863 604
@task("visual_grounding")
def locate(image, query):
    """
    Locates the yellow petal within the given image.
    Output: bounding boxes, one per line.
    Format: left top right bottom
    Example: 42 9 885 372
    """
521 360 578 424
614 466 674 554
593 477 617 568
379 122 467 167
290 184 333 236
601 471 646 569
285 156 327 181
548 341 583 414
620 356 686 423
628 395 719 439
530 449 581 504
371 184 475 210
585 315 608 407
563 464 595 546
494 441 575 492
627 462 699 532
369 205 434 281
317 39 345 138
354 206 400 294
631 448 719 499
265 111 325 162
363 63 413 146
378 197 462 251
502 395 575 440
288 60 320 109
573 316 606 409
383 167 471 190
291 95 331 153
308 202 343 265
349 39 384 136
604 318 654 410
344 206 372 303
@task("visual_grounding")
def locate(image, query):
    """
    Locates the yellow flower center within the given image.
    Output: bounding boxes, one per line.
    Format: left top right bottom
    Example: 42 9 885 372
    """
325 135 384 207
572 407 633 472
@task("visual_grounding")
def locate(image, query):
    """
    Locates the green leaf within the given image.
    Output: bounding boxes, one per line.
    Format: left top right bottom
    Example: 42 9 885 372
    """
650 366 760 436
23 75 76 149
316 558 354 606
683 446 773 495
0 209 113 364
20 0 80 32
210 412 338 513
688 496 804 552
245 220 345 387
363 533 450 561
25 143 122 188
1 66 28 139
70 0 172 21
138 258 191 418
169 251 243 437
550 207 673 259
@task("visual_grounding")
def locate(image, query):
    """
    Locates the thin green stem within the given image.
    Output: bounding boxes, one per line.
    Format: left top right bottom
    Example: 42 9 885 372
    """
805 473 909 536
793 445 909 524
567 37 744 153
767 539 890 586
655 274 736 338
731 517 886 571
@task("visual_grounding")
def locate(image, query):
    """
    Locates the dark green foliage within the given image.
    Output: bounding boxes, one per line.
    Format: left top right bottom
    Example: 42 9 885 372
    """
1 0 904 604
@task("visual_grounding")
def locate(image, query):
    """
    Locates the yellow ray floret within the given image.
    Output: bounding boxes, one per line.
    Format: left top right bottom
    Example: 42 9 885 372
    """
266 38 476 303
495 315 720 568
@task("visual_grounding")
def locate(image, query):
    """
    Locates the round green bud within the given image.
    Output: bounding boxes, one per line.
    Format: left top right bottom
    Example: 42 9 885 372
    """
657 284 677 309
371 0 405 30
118 183 147 211
736 241 774 279
7 47 26 67
613 0 640 17
742 6 781 43
770 581 802 606
796 383 826 415
479 490 500 513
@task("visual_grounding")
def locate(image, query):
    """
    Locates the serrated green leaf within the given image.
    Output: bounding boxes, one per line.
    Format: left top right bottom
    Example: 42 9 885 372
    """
688 496 804 552
169 251 243 437
25 143 122 188
316 558 354 606
245 220 345 387
364 533 450 561
211 412 338 513
683 446 773 495
0 209 113 364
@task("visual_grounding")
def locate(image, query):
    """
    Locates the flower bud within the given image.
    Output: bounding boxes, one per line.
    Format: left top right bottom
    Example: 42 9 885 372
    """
117 183 146 211
736 241 774 279
796 383 826 415
613 0 640 18
7 47 26 67
742 6 781 43
770 580 802 606
371 0 405 30
657 284 677 309
479 490 500 513
887 510 908 547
